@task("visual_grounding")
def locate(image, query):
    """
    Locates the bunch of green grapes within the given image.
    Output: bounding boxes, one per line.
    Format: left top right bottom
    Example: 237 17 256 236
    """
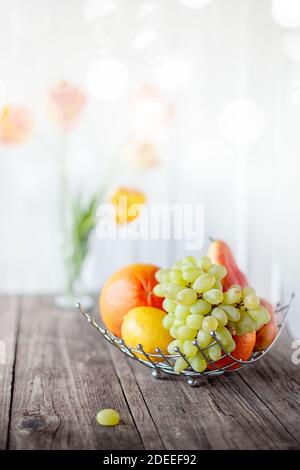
222 285 270 336
153 256 270 374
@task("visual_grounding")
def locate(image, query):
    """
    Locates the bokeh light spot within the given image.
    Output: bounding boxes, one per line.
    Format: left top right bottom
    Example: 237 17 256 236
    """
152 55 193 94
271 0 300 28
86 58 129 101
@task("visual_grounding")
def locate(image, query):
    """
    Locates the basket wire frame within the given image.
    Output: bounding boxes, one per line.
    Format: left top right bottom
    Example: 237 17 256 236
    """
76 293 294 387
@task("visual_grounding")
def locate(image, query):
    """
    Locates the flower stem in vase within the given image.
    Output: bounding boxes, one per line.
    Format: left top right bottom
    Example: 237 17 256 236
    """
54 134 94 310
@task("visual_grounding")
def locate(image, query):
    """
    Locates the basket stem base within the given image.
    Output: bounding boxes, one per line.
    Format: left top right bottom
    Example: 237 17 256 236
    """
151 369 163 380
187 378 201 387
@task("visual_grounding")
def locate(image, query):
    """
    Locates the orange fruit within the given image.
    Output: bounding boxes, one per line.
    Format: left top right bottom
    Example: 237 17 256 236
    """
121 306 172 362
111 187 146 224
209 331 256 371
99 263 162 337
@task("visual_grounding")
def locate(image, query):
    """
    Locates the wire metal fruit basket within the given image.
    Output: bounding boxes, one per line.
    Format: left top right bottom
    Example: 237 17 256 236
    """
76 293 294 387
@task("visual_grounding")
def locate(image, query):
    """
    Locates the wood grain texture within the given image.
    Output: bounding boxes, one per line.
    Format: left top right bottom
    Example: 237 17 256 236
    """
1 295 299 450
7 296 143 450
129 354 298 450
239 333 300 449
0 296 19 450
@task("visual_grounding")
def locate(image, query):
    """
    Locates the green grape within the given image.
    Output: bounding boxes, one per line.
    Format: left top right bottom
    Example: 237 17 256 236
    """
175 303 190 321
153 283 166 298
169 325 180 339
203 288 224 305
174 356 189 373
182 267 204 283
208 264 227 281
182 255 196 265
192 273 215 293
186 313 204 330
197 256 211 270
183 339 198 358
207 343 222 361
252 317 265 331
248 307 270 326
177 288 197 306
169 269 186 286
173 319 185 327
172 260 183 270
96 409 120 426
196 329 212 348
242 286 256 299
212 307 228 326
231 284 242 291
162 298 176 314
212 280 223 290
167 339 183 355
223 287 242 305
221 305 241 322
224 339 236 353
190 354 207 372
189 299 212 315
163 283 183 300
236 310 256 335
215 326 233 347
177 325 197 340
202 316 219 332
155 269 170 283
180 262 195 271
244 294 260 310
162 314 174 329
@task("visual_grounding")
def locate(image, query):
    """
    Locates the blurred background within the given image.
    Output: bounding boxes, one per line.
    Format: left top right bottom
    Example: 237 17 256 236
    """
0 0 299 332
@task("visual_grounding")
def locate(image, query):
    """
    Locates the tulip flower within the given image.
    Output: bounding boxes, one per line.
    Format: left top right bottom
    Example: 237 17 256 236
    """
111 187 146 224
0 105 33 145
49 80 86 130
124 140 159 169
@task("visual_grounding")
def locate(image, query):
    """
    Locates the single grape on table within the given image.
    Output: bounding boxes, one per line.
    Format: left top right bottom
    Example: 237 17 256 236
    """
96 409 120 426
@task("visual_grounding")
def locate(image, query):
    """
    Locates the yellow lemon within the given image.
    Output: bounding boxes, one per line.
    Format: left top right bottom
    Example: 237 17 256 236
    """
121 306 172 362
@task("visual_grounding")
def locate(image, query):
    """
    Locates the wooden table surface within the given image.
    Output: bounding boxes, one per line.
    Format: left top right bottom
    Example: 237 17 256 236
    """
0 295 299 450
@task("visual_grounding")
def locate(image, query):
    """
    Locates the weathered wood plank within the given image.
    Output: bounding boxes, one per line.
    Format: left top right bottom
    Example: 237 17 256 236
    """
123 333 300 450
6 295 300 450
8 296 143 450
240 331 300 447
0 296 19 450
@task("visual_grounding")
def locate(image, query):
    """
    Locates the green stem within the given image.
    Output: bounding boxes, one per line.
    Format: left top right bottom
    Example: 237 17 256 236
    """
58 132 73 294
